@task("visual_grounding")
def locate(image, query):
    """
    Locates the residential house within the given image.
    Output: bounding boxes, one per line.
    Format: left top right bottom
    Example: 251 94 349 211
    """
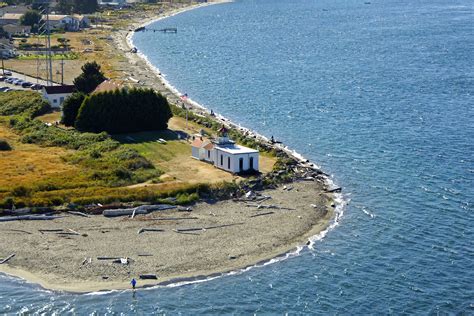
191 126 259 174
0 13 89 31
98 0 127 7
72 15 90 29
42 85 75 108
2 24 31 37
0 13 23 26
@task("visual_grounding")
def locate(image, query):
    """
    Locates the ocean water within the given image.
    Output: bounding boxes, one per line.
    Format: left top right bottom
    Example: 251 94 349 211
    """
1 0 473 313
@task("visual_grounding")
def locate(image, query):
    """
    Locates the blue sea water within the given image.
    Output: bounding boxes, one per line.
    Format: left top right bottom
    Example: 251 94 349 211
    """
1 0 473 313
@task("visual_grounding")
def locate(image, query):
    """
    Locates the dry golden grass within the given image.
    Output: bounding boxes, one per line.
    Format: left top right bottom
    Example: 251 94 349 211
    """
0 124 80 191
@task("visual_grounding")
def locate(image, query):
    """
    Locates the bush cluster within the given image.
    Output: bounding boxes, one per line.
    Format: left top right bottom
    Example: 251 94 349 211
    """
75 88 172 134
0 138 12 151
0 91 51 118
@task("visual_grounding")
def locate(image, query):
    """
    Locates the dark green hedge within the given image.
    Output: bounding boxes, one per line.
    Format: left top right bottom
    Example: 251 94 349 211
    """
75 88 172 134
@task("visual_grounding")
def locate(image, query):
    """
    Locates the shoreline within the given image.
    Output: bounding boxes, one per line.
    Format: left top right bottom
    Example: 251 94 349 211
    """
0 1 345 294
0 181 337 293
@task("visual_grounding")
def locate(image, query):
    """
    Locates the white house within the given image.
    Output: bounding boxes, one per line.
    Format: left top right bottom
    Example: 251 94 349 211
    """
42 85 75 108
191 126 259 174
0 13 89 31
98 0 127 7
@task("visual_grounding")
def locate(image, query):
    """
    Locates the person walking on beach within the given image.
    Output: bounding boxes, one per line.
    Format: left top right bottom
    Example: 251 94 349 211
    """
131 278 137 290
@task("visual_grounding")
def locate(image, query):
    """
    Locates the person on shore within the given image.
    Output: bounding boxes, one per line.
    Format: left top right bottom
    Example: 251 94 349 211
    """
131 278 137 289
271 135 275 143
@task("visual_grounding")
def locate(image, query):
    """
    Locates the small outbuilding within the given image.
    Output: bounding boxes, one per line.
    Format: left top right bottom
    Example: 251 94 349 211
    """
191 126 259 174
42 85 75 108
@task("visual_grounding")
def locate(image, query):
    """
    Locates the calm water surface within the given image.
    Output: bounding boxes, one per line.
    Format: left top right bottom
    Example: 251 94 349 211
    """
1 0 473 313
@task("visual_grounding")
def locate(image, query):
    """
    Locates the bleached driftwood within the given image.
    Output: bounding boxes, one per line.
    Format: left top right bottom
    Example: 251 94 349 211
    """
39 229 64 234
250 211 275 218
67 211 90 218
245 204 295 211
103 204 176 217
0 215 62 222
0 253 15 264
149 217 198 221
174 222 244 233
81 257 91 265
5 229 32 235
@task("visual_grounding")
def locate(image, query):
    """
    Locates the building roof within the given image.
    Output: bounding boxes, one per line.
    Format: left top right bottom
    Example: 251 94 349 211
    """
0 13 23 20
72 14 87 21
215 144 258 155
46 15 70 21
2 24 31 34
191 137 204 148
93 80 124 94
0 13 73 22
43 85 75 95
203 142 214 150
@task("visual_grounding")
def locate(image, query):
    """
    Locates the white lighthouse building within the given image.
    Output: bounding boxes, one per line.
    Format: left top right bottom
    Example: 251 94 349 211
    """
191 126 259 174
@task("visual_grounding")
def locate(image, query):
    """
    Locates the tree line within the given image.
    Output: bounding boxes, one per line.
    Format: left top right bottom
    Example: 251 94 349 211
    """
61 62 173 134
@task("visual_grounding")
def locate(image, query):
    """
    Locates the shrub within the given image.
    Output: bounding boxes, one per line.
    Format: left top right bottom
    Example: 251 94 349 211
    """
0 139 12 151
61 92 86 126
0 91 51 118
12 186 31 197
75 88 172 134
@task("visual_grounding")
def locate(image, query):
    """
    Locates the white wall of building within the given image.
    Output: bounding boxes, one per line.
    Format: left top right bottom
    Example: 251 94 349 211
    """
214 150 259 173
191 147 199 160
42 92 71 108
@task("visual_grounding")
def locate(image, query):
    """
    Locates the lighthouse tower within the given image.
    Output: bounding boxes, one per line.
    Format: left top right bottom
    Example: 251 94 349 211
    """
216 125 232 145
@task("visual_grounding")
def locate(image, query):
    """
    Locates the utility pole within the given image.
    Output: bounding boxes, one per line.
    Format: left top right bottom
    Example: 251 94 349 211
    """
61 58 64 85
45 5 53 86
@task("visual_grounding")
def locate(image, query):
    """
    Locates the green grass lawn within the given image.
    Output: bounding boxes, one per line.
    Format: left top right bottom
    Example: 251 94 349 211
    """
113 130 189 163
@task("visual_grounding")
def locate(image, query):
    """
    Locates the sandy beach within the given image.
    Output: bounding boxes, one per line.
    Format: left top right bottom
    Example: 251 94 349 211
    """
0 181 334 292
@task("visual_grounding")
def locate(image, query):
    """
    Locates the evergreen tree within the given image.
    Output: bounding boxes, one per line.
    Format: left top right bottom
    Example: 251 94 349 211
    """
61 92 85 127
75 88 172 134
73 61 106 94
20 10 41 27
57 0 73 14
73 0 98 14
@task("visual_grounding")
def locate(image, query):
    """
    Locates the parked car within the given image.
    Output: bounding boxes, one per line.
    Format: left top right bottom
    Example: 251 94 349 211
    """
5 77 16 83
13 79 24 85
30 84 43 90
0 87 11 92
21 82 33 88
3 71 12 76
0 76 5 82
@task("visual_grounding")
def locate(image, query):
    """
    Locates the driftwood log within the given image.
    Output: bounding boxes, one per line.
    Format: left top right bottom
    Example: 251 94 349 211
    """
250 211 275 218
174 222 244 233
67 211 90 218
103 204 176 217
137 228 165 234
0 215 62 222
0 253 15 264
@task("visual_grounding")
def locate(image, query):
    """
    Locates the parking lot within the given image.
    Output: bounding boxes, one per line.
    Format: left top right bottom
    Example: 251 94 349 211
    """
0 69 55 93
